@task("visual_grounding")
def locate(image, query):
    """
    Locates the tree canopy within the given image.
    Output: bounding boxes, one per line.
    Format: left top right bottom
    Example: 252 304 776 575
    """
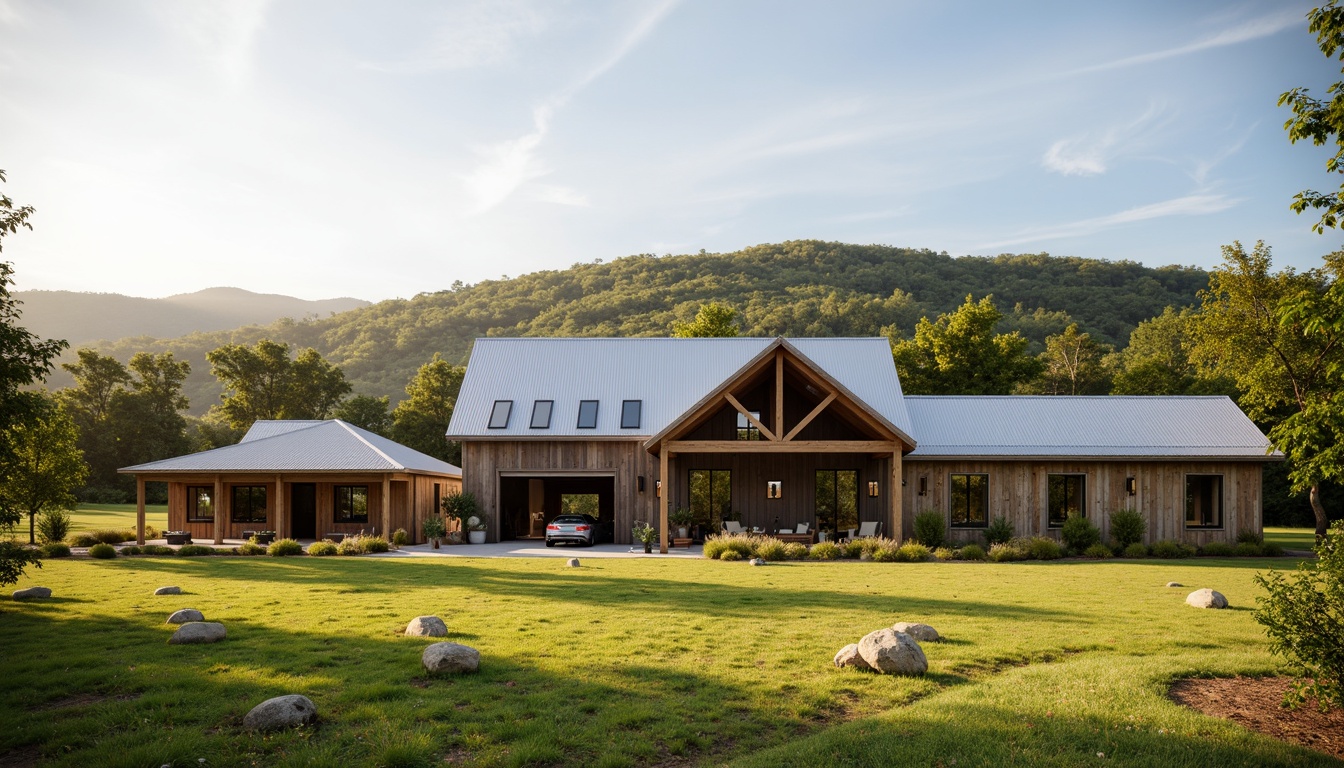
391 355 466 465
0 393 87 543
672 303 740 337
891 295 1042 395
206 339 351 429
1280 1 1344 232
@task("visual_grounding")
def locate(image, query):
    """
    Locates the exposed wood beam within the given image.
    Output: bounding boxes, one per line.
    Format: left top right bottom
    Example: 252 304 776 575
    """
724 392 777 441
774 350 784 438
659 441 669 554
667 440 897 454
275 474 285 540
382 476 391 539
783 392 837 441
890 450 903 543
213 475 224 545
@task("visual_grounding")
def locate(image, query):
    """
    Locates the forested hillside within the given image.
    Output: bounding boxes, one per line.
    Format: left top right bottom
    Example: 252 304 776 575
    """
45 241 1209 415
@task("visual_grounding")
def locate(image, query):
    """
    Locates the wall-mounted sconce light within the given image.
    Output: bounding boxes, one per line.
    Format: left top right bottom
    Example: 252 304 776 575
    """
655 480 661 498
767 480 782 499
1125 477 1136 496
867 480 880 497
638 476 646 493
918 476 928 496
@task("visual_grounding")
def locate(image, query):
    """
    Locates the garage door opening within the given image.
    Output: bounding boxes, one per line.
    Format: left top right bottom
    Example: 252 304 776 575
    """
498 476 615 543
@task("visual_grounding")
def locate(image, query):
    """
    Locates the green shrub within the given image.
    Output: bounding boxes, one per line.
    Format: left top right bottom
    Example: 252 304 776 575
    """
959 543 987 561
268 538 304 557
36 509 73 545
870 542 901 562
841 539 867 559
1254 520 1344 710
720 549 744 561
307 540 339 556
338 536 365 555
235 541 267 556
68 533 99 547
1123 542 1149 558
912 510 945 549
359 535 390 554
1083 543 1113 559
1235 542 1264 557
88 542 116 559
1236 529 1265 546
1151 539 1190 559
41 542 71 558
988 542 1025 562
140 544 175 555
933 546 956 561
392 528 410 547
1060 515 1101 553
1200 541 1236 557
121 545 141 555
1108 508 1145 548
808 541 841 560
1263 542 1286 557
176 545 215 557
702 535 733 560
984 516 1014 546
782 542 809 560
144 525 160 540
895 542 931 562
1027 537 1064 560
92 529 132 545
755 538 787 562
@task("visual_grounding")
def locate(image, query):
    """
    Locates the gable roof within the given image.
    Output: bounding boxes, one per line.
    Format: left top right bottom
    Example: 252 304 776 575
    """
904 396 1279 461
120 420 462 476
446 337 914 444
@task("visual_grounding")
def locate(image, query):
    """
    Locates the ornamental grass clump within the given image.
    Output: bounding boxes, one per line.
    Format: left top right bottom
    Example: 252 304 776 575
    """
1200 541 1236 557
307 540 339 556
808 541 841 560
720 549 744 561
1151 539 1195 559
1083 543 1114 559
267 538 304 557
236 541 267 556
88 542 116 559
933 546 956 561
703 534 756 560
140 544 174 555
68 533 99 547
1122 543 1148 558
40 542 71 558
869 542 901 562
755 538 787 562
895 542 931 562
391 528 410 547
176 545 216 557
958 543 987 561
93 529 133 545
913 510 945 549
1237 529 1265 546
359 535 390 554
1026 537 1064 560
1234 542 1264 557
988 539 1028 562
1108 508 1145 549
782 542 809 560
338 536 365 556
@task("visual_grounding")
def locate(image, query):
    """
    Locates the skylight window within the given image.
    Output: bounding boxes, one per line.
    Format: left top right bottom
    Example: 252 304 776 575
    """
577 400 599 429
530 400 553 429
620 400 642 429
488 400 513 429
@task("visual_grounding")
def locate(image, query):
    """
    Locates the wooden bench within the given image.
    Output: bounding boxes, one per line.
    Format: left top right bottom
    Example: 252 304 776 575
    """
775 533 815 545
672 537 694 549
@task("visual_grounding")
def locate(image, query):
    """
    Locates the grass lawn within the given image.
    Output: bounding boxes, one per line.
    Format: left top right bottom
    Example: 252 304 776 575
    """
1 555 1336 768
69 503 168 534
1265 527 1319 551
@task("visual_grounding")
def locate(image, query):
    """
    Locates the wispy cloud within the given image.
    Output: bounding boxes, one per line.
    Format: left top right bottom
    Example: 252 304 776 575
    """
1065 9 1303 77
1042 104 1165 176
462 0 680 214
975 193 1239 250
362 1 546 73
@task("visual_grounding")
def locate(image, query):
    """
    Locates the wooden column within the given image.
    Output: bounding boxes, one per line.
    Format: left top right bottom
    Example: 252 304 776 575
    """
135 476 146 545
382 476 391 538
890 449 903 543
275 474 285 539
659 442 669 554
213 475 224 544
411 476 419 544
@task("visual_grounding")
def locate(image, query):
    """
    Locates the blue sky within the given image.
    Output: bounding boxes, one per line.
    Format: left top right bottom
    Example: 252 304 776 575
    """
0 0 1335 301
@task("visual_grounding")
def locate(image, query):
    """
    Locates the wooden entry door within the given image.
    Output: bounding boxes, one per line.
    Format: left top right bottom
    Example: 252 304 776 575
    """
291 483 317 539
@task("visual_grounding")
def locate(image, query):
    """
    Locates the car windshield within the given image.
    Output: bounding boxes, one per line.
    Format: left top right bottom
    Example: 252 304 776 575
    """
552 516 588 524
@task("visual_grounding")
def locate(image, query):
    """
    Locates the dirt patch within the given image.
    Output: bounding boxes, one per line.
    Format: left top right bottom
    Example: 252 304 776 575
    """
1170 676 1344 760
0 744 41 768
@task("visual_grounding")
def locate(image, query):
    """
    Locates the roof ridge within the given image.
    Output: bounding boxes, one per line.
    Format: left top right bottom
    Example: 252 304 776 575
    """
333 420 404 470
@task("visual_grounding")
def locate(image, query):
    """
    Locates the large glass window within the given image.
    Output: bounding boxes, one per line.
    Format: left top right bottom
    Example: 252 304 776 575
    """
689 469 732 530
815 470 859 533
488 400 512 429
530 400 553 429
736 410 763 440
950 474 988 528
335 485 370 524
1047 474 1086 528
620 400 642 429
1186 475 1223 529
186 486 214 522
577 400 599 429
231 486 268 523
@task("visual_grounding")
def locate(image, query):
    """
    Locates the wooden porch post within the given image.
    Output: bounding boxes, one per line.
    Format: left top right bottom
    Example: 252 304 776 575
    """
213 475 224 544
890 448 903 543
382 475 391 539
135 476 146 545
659 442 669 554
275 474 285 539
411 476 419 544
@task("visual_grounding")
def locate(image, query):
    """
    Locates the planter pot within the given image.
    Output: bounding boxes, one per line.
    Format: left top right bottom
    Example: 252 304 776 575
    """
676 527 689 539
818 531 829 543
644 543 653 554
468 530 486 545
431 538 440 549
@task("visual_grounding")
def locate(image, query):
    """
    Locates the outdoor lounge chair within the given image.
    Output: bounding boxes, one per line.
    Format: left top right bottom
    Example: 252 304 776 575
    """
854 521 881 539
723 521 746 535
795 522 810 534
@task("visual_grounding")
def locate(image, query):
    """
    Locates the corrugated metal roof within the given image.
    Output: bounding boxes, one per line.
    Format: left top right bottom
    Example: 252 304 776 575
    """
904 396 1279 460
446 337 914 442
121 420 462 476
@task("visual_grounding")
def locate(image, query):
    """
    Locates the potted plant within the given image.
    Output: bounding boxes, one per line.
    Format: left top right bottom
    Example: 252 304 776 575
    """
422 515 447 549
633 521 658 553
670 507 693 539
466 514 489 544
442 490 482 544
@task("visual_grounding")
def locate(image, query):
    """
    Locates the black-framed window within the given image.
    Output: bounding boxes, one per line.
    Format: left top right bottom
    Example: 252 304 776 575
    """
1185 475 1223 529
815 470 859 533
620 400 642 429
231 486 268 523
1047 474 1086 528
736 410 762 441
335 485 370 524
950 473 988 528
530 400 553 429
488 400 513 429
689 469 731 529
577 400 599 429
186 486 214 522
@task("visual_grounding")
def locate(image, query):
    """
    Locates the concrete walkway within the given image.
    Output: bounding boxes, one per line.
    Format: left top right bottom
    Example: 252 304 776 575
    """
370 541 704 559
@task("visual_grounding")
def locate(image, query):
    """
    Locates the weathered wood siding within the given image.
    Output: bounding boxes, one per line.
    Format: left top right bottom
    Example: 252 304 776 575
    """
901 460 1263 545
461 440 657 544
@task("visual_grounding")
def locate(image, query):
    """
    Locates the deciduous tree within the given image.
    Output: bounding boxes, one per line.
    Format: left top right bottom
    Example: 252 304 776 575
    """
1280 1 1344 232
890 295 1041 395
0 391 87 544
206 339 351 430
334 394 393 436
1023 323 1113 395
392 355 466 464
672 303 740 337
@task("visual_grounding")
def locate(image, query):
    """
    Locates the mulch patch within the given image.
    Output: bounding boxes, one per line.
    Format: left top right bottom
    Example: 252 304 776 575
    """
1169 676 1343 760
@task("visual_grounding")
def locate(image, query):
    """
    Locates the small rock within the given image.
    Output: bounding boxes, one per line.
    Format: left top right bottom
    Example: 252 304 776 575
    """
567 558 580 567
243 694 318 732
833 643 873 671
404 616 448 637
154 586 182 596
858 628 928 676
1185 588 1228 609
1166 582 1183 588
749 557 766 566
166 609 205 624
891 622 941 643
168 622 226 644
12 586 51 600
422 642 481 675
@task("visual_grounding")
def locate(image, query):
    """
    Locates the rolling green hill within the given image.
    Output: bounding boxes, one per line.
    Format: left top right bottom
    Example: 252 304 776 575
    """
41 241 1209 415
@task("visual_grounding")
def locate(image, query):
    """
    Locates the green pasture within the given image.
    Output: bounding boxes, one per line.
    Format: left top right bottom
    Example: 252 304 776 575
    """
1264 527 1320 551
0 555 1334 767
68 503 168 534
